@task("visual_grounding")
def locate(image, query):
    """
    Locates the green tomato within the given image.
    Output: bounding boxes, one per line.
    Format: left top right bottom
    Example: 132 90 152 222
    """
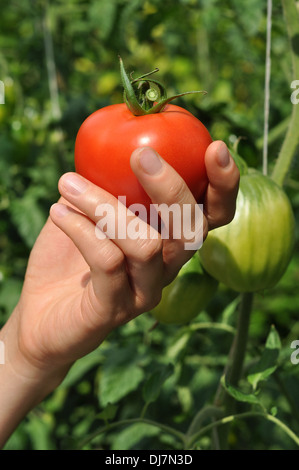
150 254 218 325
199 169 295 293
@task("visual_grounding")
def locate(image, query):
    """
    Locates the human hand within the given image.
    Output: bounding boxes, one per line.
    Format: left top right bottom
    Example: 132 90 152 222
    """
2 140 239 384
0 140 239 447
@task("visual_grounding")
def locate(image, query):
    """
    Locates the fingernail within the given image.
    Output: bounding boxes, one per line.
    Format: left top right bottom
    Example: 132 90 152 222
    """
61 173 88 195
217 143 230 168
138 147 162 175
50 203 70 218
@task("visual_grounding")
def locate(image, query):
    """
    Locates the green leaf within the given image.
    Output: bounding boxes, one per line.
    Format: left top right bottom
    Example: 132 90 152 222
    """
110 423 160 451
25 412 55 450
60 349 104 388
230 0 264 37
0 278 23 318
247 325 281 390
229 147 248 176
88 0 117 40
166 330 191 360
142 363 174 405
221 375 260 405
97 403 118 423
221 295 240 324
10 192 47 248
265 325 282 350
99 362 144 407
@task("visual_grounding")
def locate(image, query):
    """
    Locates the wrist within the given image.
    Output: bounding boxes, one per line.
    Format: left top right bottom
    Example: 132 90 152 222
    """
0 305 69 399
0 308 69 448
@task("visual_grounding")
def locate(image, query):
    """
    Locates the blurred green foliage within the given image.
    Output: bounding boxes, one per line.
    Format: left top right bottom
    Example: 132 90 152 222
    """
0 0 299 450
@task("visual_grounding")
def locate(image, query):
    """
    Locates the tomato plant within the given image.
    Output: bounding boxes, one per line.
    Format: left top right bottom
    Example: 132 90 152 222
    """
74 58 212 210
199 168 295 293
2 0 299 452
150 253 218 325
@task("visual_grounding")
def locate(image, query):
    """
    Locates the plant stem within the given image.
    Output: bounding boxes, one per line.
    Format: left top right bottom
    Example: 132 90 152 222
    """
226 292 253 387
263 0 273 176
189 321 236 335
42 0 61 121
256 116 290 150
212 292 254 448
78 417 186 449
42 0 69 174
271 0 299 186
214 293 253 406
186 405 225 438
187 411 299 449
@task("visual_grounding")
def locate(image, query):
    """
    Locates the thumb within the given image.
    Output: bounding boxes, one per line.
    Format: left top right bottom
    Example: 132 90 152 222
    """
204 141 240 230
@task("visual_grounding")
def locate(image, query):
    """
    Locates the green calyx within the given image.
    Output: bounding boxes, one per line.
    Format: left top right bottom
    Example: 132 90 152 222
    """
229 147 248 177
229 137 249 177
119 56 207 116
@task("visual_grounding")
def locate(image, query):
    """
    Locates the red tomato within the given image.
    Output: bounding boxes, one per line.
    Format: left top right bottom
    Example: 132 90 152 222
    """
74 102 212 210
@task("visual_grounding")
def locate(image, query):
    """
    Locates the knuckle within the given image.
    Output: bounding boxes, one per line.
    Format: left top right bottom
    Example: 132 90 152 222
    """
73 217 89 234
142 289 163 312
101 249 125 275
166 178 187 204
71 215 90 237
152 290 163 309
136 237 163 263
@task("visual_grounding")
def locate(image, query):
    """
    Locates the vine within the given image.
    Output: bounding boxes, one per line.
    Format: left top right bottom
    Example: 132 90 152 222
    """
271 0 299 186
79 0 299 451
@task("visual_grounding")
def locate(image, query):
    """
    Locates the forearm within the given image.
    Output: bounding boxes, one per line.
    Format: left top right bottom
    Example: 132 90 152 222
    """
0 309 67 448
0 352 49 448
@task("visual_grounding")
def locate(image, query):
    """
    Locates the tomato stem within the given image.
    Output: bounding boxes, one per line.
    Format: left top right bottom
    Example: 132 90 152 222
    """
187 410 299 449
119 56 207 116
212 292 254 448
78 417 186 449
225 293 253 387
271 0 299 186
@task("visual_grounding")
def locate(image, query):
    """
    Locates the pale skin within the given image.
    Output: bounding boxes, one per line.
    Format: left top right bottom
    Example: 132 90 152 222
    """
0 141 239 448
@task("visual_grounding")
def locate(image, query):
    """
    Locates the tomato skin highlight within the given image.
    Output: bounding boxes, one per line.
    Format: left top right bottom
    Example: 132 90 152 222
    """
74 103 212 210
199 170 295 293
150 254 218 325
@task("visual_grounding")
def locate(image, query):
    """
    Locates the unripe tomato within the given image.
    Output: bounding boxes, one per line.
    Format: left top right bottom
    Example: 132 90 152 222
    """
74 59 212 211
199 169 295 293
150 254 218 325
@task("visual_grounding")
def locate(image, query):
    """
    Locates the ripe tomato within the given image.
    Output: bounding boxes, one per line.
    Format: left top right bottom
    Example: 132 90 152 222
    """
150 253 218 325
74 58 212 211
199 169 295 293
74 103 212 210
